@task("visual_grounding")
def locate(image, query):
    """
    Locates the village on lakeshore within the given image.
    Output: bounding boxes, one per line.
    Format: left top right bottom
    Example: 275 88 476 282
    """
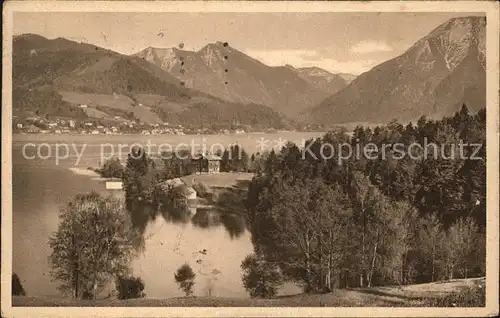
12 114 270 136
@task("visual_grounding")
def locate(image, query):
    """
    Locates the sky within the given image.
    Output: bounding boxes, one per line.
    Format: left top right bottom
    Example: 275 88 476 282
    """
14 12 482 75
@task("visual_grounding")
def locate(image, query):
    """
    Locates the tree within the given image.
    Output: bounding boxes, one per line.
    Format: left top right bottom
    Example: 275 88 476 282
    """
220 149 231 172
241 254 283 298
174 263 196 296
100 157 124 178
115 276 146 299
123 147 150 210
264 149 279 175
443 217 479 280
349 172 376 287
250 177 353 292
48 192 135 299
220 144 249 172
383 201 420 285
417 213 445 282
12 273 26 296
348 171 401 287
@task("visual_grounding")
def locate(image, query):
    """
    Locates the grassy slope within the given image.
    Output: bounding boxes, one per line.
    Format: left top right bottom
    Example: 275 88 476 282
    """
181 172 254 188
12 278 484 307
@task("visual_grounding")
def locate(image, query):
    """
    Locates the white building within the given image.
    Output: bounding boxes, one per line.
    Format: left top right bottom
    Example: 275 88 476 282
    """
106 180 123 190
185 186 198 215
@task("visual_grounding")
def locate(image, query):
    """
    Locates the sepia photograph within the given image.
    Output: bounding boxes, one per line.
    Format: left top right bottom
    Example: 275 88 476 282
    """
1 1 499 317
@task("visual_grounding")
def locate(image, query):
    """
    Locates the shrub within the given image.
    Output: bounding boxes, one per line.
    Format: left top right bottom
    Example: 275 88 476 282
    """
100 157 124 178
192 182 211 199
115 276 146 300
174 263 196 296
426 284 485 307
12 273 26 296
241 254 283 298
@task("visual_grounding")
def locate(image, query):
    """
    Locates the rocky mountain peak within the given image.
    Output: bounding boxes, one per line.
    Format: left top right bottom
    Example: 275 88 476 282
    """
309 15 486 125
198 42 232 66
411 16 486 72
298 67 335 78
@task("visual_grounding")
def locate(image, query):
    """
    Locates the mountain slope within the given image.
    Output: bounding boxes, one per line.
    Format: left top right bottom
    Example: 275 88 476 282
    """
286 65 349 95
309 16 486 125
337 73 357 84
134 43 330 118
13 34 186 96
12 35 295 129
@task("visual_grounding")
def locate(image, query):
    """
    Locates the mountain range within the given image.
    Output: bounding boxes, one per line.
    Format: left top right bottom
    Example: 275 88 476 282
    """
134 44 350 117
12 16 485 129
309 16 486 125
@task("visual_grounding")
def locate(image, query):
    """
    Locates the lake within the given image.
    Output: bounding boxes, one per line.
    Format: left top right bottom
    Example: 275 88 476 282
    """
12 132 323 298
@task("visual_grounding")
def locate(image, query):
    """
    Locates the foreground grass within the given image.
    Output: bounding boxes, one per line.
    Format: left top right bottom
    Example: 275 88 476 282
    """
13 277 485 307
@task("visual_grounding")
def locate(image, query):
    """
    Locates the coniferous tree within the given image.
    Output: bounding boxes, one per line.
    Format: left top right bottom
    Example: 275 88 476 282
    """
12 273 26 296
174 263 196 296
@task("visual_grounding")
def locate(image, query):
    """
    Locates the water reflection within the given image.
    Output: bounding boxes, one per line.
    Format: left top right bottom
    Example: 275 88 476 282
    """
191 208 217 229
158 201 192 225
219 213 246 239
191 208 246 239
127 188 248 247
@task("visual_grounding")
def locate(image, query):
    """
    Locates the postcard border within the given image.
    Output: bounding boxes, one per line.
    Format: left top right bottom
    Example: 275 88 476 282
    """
2 1 499 317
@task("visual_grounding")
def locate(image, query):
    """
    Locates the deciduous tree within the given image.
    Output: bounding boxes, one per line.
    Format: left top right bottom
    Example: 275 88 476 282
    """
174 263 196 296
48 193 135 299
241 254 283 298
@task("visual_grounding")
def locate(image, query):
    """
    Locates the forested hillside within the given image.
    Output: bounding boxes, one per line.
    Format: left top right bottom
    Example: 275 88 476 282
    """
246 105 485 292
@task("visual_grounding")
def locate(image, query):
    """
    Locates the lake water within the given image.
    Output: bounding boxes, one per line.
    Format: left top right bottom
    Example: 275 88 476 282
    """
12 132 322 298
